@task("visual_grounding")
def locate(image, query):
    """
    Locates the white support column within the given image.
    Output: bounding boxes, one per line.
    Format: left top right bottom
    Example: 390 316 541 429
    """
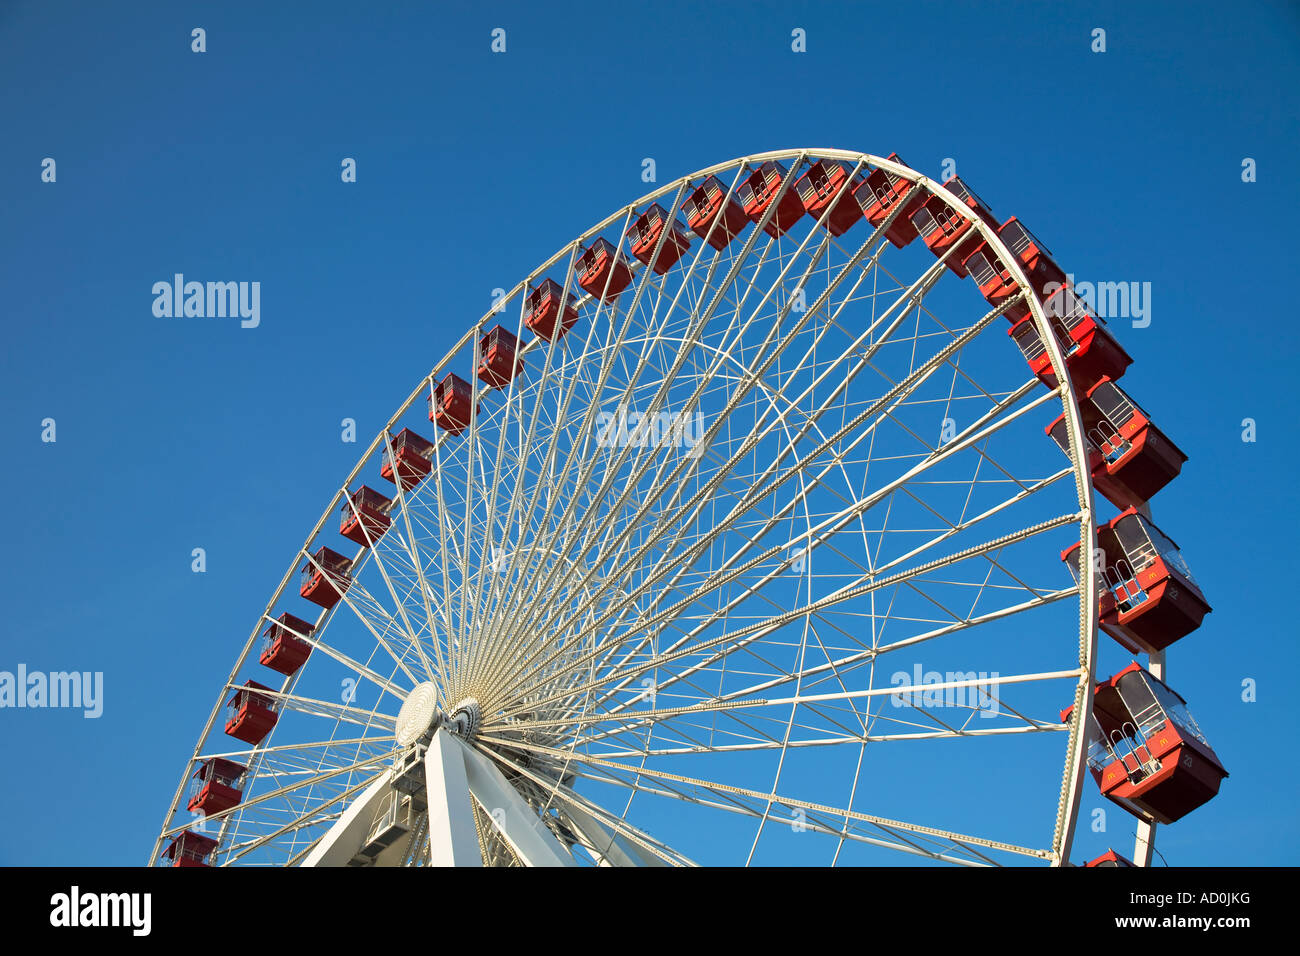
452 736 577 867
1132 649 1165 867
305 728 631 866
425 729 483 867
301 775 394 867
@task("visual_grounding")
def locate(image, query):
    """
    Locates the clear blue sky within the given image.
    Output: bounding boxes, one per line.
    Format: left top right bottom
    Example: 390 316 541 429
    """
1 0 1296 866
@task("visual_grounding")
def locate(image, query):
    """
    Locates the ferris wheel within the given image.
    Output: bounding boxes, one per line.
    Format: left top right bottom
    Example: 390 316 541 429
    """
150 149 1225 868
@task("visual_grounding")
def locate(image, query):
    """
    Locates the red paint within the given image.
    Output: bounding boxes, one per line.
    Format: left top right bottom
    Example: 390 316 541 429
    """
738 161 805 238
577 238 633 300
1063 664 1228 825
1008 312 1132 393
853 153 926 248
627 204 693 274
524 279 580 341
379 428 434 490
996 217 1066 296
477 325 524 388
187 758 246 816
225 680 279 745
683 176 748 250
909 177 998 277
259 612 315 675
300 546 352 609
340 485 393 547
428 373 479 437
165 830 219 867
1085 849 1135 867
794 160 863 237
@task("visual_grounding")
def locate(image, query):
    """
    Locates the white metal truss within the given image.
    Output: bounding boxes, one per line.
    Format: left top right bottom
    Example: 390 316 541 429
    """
150 150 1109 868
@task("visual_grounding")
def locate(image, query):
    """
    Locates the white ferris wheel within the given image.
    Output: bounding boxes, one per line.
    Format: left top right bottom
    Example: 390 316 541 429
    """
148 148 1157 868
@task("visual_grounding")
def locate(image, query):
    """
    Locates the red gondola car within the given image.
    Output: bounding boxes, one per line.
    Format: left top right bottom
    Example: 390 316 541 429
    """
1046 286 1132 374
1061 510 1211 655
1085 849 1135 867
225 680 279 745
996 218 1067 296
1048 377 1186 508
428 373 478 437
853 153 927 248
1065 663 1228 825
737 161 805 238
340 485 393 547
909 177 998 277
259 611 315 675
682 175 749 250
164 830 219 867
960 242 1028 322
187 758 246 816
959 216 1064 322
300 546 352 609
524 279 579 342
1008 286 1132 390
380 428 435 490
477 325 524 388
1046 386 1185 512
626 204 693 274
793 159 863 237
577 238 633 300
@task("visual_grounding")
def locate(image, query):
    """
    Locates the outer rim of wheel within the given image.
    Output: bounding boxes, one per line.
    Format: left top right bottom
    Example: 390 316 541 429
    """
150 149 1099 867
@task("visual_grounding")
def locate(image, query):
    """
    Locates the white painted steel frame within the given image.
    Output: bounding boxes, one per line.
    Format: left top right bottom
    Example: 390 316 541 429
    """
150 149 1104 868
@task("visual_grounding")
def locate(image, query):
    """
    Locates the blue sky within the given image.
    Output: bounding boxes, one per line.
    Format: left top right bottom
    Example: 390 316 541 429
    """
1 0 1297 866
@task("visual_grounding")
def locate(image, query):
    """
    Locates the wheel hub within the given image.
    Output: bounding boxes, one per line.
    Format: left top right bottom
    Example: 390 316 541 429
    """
394 682 441 746
448 697 481 739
